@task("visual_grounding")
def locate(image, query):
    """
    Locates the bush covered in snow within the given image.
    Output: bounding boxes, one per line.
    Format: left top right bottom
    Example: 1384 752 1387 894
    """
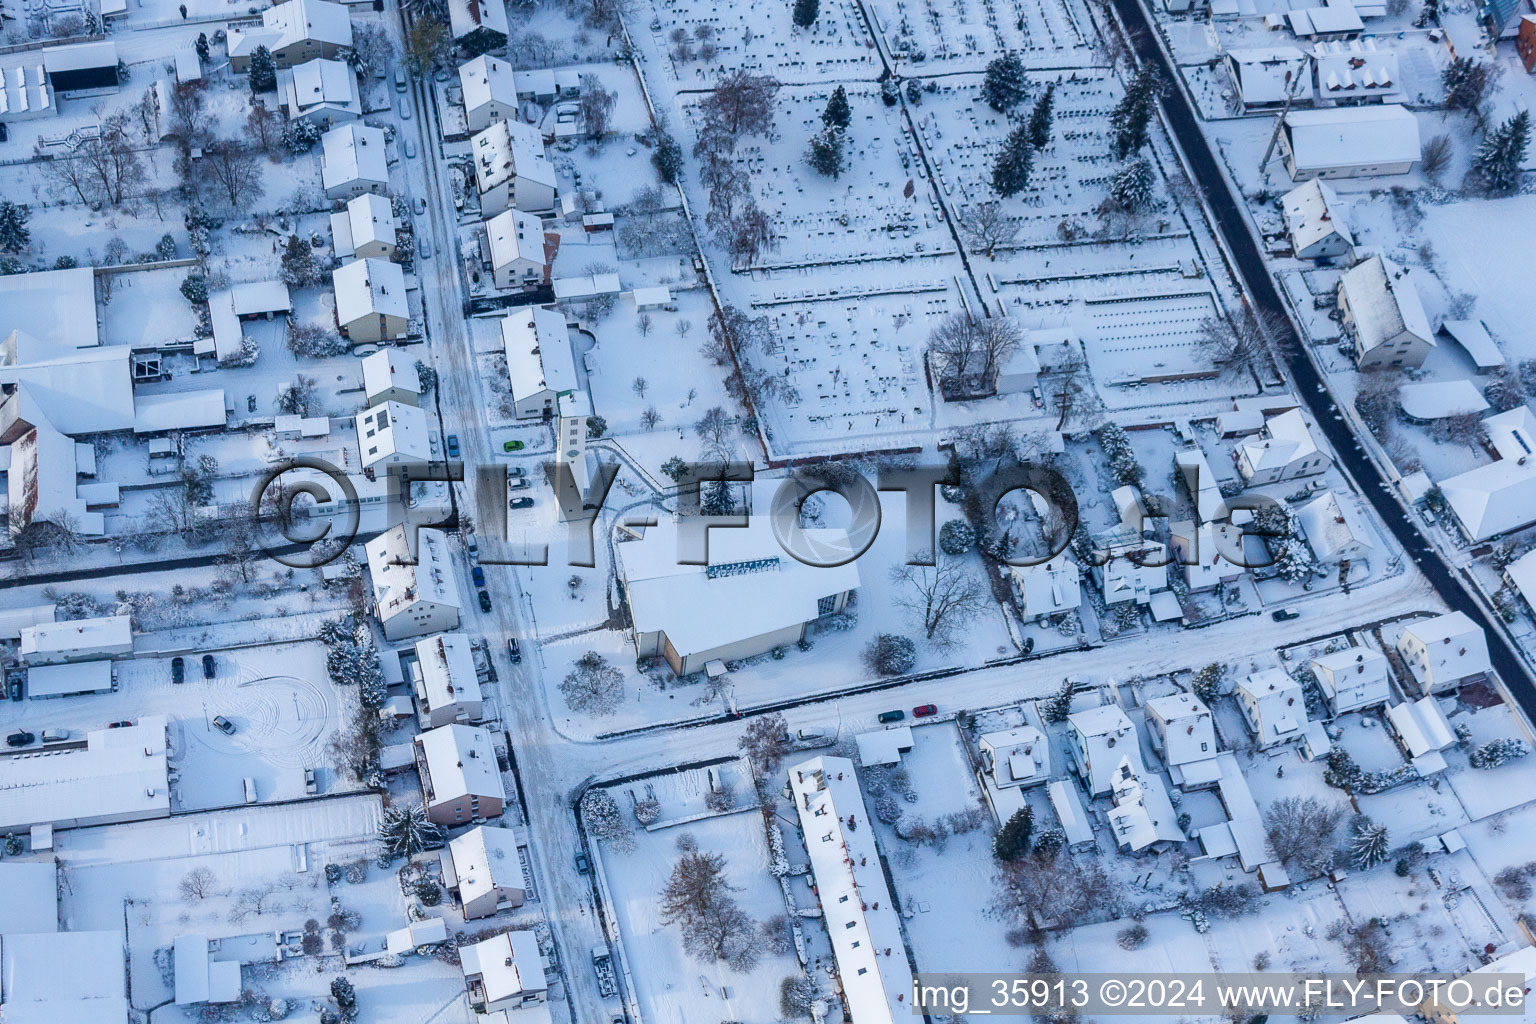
864 633 916 676
1471 737 1530 769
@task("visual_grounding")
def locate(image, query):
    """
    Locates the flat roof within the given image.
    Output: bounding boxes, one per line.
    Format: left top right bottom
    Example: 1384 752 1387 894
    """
0 267 98 348
26 660 113 696
132 389 227 434
0 716 170 832
1285 105 1420 171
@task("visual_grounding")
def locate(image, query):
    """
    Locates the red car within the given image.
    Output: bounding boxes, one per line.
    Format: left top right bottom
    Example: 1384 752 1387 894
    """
912 704 938 718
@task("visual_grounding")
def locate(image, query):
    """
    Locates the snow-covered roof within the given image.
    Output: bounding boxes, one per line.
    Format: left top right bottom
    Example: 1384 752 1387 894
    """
1237 669 1305 743
459 54 518 115
41 40 117 74
366 525 460 620
1386 697 1455 758
360 348 420 402
1399 380 1489 421
1441 456 1536 541
0 862 57 933
446 826 524 911
230 0 351 55
1295 489 1373 563
174 46 201 83
3 396 105 536
415 724 504 804
356 399 429 468
0 716 169 833
1068 704 1142 795
1484 405 1536 462
0 603 54 641
461 930 546 1003
1312 39 1400 100
1224 46 1307 106
0 268 93 349
1440 319 1503 371
1396 611 1490 685
472 119 555 194
132 389 227 434
321 123 388 191
1145 693 1219 784
281 58 359 116
486 208 547 272
0 930 129 1024
333 257 407 328
1286 0 1364 35
1311 645 1390 713
1 331 134 435
19 614 131 660
26 661 113 697
413 632 480 716
1284 105 1420 172
448 0 509 40
1341 256 1432 358
619 517 862 663
979 726 1049 786
229 280 291 316
501 306 576 402
0 63 54 119
1240 408 1321 473
173 935 241 1006
1107 757 1185 851
551 272 622 300
1281 179 1353 254
332 193 396 260
855 726 913 767
1175 446 1227 522
1047 779 1093 845
1507 548 1536 610
1009 554 1081 616
790 757 908 1024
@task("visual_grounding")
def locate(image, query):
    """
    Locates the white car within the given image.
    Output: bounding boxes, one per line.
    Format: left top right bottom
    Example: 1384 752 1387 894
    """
404 138 416 159
414 196 427 215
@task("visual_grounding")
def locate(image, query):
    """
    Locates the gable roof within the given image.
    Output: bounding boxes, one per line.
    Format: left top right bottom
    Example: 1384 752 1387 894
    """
1282 179 1353 254
1284 104 1420 172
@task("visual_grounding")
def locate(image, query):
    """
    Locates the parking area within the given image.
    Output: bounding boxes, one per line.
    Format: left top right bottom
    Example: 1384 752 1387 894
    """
1 640 358 812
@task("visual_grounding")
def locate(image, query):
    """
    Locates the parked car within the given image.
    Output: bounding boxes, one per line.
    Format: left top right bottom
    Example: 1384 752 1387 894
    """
508 477 529 490
41 729 69 743
397 95 411 119
6 730 35 747
171 656 185 684
478 590 493 613
1271 607 1300 622
507 465 526 478
394 68 407 92
107 720 133 729
212 715 236 735
574 852 591 874
305 767 318 794
877 709 906 724
509 497 534 510
247 394 257 413
404 138 416 159
445 434 460 458
503 439 524 452
912 703 938 718
466 535 479 559
414 196 427 215
471 566 486 587
418 238 431 259
202 653 216 679
8 679 22 701
507 637 522 663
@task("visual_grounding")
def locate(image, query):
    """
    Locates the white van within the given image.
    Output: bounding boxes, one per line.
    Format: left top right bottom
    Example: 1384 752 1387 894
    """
243 778 258 803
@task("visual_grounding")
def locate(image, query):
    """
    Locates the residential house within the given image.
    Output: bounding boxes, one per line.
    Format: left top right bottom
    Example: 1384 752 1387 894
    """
1144 692 1220 789
977 726 1049 789
1107 756 1185 853
330 192 397 261
1385 697 1456 773
333 257 407 343
1281 179 1354 260
459 54 519 133
361 348 421 407
1236 409 1331 484
501 307 577 419
355 400 429 471
471 119 557 216
1294 489 1373 564
1504 548 1536 616
205 280 291 362
415 723 504 826
1223 46 1308 110
460 930 546 1014
1067 704 1141 797
618 516 861 676
1520 14 1536 72
276 58 360 127
1339 255 1434 368
1402 375 1488 422
1235 669 1306 748
412 632 483 728
789 757 908 1024
1009 554 1081 621
365 524 461 641
1395 611 1490 695
1176 445 1228 522
1170 520 1246 592
228 0 352 71
1279 104 1420 179
1284 0 1364 39
1312 39 1401 106
1310 646 1390 715
1091 525 1169 606
447 0 509 55
173 935 242 1007
320 123 388 200
1440 405 1536 542
486 208 548 290
19 614 132 665
442 825 526 919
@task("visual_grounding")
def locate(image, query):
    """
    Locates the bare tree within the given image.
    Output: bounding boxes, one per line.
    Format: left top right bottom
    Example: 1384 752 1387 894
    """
247 105 279 158
640 406 661 429
694 406 736 447
659 850 759 971
346 23 394 80
205 140 266 210
136 85 163 143
725 200 772 266
560 651 624 716
34 142 94 206
636 313 654 337
179 867 220 901
929 314 1021 397
890 553 987 646
738 713 791 775
579 73 617 139
78 110 142 206
1421 134 1453 181
1196 307 1283 376
168 81 213 145
1265 796 1345 878
699 70 780 139
959 201 1019 257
